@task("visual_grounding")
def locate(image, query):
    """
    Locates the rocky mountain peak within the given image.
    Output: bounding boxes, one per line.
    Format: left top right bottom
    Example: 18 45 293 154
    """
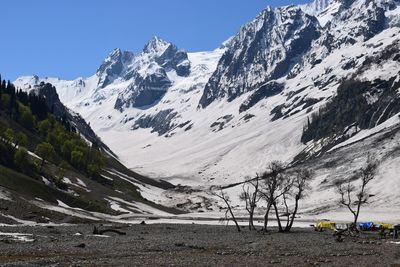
109 47 122 58
141 36 190 75
143 36 172 56
96 48 134 88
113 37 191 110
199 5 320 108
323 0 395 43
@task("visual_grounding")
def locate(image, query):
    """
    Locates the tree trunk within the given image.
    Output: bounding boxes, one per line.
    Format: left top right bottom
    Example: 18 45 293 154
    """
40 159 45 172
354 186 365 224
354 210 359 225
286 197 299 232
249 212 253 230
228 206 241 232
224 199 241 232
283 194 290 231
273 202 283 232
250 178 259 231
250 205 258 231
264 203 272 231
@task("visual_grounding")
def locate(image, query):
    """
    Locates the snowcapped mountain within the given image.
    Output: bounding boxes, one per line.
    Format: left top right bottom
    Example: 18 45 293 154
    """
199 5 321 108
300 0 333 16
95 36 191 110
15 0 400 218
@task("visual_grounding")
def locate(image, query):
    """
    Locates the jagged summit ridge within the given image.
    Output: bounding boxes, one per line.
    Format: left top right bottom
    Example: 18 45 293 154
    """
143 36 172 56
291 0 399 77
199 5 321 108
97 48 135 88
113 37 191 110
90 36 192 110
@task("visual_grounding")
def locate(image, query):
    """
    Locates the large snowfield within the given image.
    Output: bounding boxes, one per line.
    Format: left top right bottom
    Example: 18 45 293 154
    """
13 0 400 224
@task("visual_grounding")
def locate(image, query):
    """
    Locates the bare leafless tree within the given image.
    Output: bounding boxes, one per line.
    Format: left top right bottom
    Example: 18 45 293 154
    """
259 161 291 232
213 188 241 232
259 164 314 233
239 175 261 230
281 191 292 231
336 158 378 224
282 169 313 232
271 174 294 232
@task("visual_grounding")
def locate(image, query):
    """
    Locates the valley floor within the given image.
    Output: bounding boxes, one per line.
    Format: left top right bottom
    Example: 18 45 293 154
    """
0 224 399 266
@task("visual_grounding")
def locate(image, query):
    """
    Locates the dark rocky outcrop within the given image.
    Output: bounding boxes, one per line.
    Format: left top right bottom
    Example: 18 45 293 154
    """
155 44 191 77
113 37 191 111
132 109 178 136
239 82 284 113
97 49 134 88
210 115 234 132
301 76 400 144
36 83 114 153
115 68 171 110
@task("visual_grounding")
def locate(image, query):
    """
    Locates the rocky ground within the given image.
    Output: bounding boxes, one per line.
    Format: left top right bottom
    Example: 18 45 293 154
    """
0 224 399 266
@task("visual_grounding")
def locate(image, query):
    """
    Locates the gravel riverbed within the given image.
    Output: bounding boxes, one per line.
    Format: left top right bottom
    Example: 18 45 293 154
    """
0 224 399 266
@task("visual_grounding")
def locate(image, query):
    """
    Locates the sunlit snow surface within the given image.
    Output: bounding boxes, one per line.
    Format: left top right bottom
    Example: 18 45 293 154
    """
13 0 400 221
30 27 399 187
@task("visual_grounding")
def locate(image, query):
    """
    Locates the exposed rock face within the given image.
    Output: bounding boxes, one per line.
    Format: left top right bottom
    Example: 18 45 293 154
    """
111 37 191 111
97 49 134 88
290 0 398 80
37 82 65 117
199 0 400 109
155 44 191 77
239 81 284 113
114 65 172 110
199 6 321 108
334 0 386 41
133 109 178 136
302 51 400 145
35 83 112 151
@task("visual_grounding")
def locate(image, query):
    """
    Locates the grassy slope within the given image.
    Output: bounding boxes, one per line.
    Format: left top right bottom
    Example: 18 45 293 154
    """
0 106 183 221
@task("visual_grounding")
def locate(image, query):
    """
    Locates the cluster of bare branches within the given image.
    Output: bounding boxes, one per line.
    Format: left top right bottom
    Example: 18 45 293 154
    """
281 169 313 232
212 156 378 234
213 188 241 232
258 162 291 231
239 175 261 230
214 161 314 233
258 162 313 232
335 157 378 224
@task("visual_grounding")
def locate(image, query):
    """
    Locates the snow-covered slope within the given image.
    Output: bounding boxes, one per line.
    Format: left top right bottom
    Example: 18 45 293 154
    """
15 0 400 217
300 0 333 16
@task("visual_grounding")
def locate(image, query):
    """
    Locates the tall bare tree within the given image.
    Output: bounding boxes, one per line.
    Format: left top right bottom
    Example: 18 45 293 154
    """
336 158 378 224
214 188 241 232
239 175 261 230
281 169 313 232
271 173 293 232
259 161 291 232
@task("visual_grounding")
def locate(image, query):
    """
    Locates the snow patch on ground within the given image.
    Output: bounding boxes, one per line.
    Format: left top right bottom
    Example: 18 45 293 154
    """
0 232 34 242
0 189 11 201
62 177 90 192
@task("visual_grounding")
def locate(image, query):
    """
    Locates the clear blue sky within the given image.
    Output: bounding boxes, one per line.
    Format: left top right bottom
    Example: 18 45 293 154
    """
0 0 310 81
